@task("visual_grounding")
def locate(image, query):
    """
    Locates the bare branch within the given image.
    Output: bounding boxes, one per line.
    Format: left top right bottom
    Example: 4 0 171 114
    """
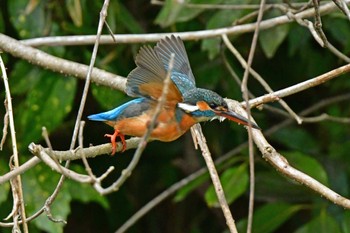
222 34 302 124
0 34 126 91
19 0 346 47
228 101 350 209
239 0 266 231
247 63 350 108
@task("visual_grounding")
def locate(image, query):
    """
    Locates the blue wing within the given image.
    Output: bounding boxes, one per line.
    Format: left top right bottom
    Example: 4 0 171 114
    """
88 98 149 121
155 35 196 94
126 36 196 101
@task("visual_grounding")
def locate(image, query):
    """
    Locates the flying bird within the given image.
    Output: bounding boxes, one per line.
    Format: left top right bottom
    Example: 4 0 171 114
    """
88 36 260 154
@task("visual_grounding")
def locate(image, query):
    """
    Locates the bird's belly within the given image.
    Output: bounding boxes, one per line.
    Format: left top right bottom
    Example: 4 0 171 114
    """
111 112 196 142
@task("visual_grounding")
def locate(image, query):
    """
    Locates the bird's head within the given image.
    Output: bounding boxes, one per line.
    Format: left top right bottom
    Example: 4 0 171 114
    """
178 88 260 129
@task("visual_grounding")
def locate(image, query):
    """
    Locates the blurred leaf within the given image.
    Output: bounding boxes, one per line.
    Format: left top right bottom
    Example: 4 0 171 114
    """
237 202 302 233
205 164 248 207
22 163 70 233
259 23 289 58
295 210 341 233
287 25 310 57
202 38 222 60
8 0 46 38
342 210 350 233
173 173 210 202
0 9 4 32
255 171 312 202
9 61 42 95
155 0 205 27
202 9 243 59
22 163 108 233
284 151 329 186
67 165 109 209
271 128 318 154
112 1 144 33
91 84 129 110
16 73 76 149
155 0 185 27
324 16 350 53
66 0 83 27
0 160 10 207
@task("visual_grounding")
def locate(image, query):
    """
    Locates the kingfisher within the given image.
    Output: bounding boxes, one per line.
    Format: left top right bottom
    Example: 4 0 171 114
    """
88 36 260 155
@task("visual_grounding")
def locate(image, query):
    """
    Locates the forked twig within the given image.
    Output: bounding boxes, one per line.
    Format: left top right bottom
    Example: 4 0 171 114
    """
0 54 29 232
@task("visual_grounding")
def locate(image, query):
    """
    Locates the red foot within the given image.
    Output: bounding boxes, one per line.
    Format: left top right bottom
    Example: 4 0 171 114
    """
104 129 126 155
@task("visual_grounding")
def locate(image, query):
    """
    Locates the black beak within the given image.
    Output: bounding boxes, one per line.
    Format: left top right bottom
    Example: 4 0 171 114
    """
215 110 261 130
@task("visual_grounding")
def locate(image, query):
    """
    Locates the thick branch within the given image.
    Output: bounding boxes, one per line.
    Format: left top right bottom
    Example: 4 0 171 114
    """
0 34 126 91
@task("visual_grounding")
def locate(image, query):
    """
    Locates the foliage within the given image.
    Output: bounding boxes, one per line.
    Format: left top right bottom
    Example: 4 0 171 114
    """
1 0 350 232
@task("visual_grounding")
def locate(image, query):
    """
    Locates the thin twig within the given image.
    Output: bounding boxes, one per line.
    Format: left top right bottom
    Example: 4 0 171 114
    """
247 63 350 108
79 121 97 179
151 0 314 10
240 0 266 231
39 0 112 225
222 34 303 124
191 124 238 233
0 99 9 150
302 113 350 123
0 55 29 233
19 0 347 47
287 12 350 62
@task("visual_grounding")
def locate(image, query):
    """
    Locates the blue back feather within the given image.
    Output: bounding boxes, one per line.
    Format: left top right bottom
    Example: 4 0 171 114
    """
88 98 145 121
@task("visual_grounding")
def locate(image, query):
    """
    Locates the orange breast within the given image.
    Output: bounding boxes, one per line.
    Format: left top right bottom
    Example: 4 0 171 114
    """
110 108 197 142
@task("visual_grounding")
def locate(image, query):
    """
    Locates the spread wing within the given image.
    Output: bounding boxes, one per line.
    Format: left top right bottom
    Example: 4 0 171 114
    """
126 36 196 102
155 35 196 94
126 39 182 102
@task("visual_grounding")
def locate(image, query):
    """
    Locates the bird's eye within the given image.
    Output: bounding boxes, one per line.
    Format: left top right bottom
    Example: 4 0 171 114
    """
209 103 217 109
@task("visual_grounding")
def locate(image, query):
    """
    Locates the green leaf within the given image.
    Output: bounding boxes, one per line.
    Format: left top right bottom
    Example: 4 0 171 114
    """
0 159 10 207
112 1 144 34
8 0 46 38
342 210 350 233
259 10 289 58
271 128 318 154
205 164 248 207
284 151 329 186
66 0 83 27
155 0 204 27
202 9 243 59
9 61 42 95
66 165 109 209
16 73 76 149
173 173 210 202
201 38 222 60
255 171 313 202
22 163 109 233
237 202 303 233
295 210 341 233
324 16 350 53
22 163 70 233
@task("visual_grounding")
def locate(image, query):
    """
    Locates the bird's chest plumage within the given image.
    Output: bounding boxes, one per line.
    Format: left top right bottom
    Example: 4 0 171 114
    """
111 105 196 142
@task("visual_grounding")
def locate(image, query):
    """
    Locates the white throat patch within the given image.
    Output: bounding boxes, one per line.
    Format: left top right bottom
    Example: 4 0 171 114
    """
177 103 199 112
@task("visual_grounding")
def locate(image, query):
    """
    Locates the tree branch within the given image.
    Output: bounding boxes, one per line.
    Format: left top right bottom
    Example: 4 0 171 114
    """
19 0 345 47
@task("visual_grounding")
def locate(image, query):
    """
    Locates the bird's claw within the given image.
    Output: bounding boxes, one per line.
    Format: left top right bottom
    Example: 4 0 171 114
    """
104 130 126 155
